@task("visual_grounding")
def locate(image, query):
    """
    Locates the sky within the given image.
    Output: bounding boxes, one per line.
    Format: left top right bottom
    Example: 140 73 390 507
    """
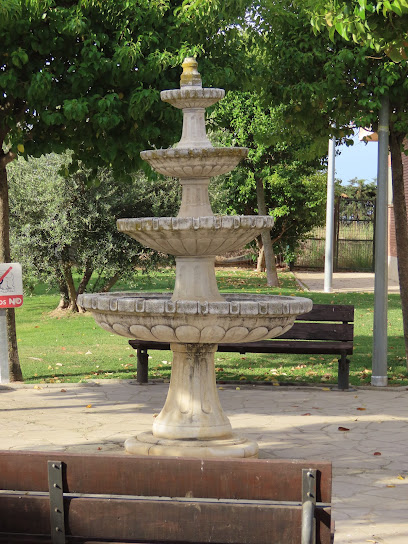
334 129 378 185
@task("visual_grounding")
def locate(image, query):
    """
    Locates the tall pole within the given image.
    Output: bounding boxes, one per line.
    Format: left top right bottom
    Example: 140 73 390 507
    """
324 135 336 293
0 309 9 383
372 94 389 387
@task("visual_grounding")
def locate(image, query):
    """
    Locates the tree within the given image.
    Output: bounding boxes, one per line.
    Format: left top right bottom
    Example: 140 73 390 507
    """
305 0 408 365
8 153 179 311
209 91 327 280
251 0 408 365
0 0 252 379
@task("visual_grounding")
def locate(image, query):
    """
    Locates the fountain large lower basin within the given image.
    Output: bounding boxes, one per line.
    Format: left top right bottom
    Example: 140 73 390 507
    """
78 293 313 344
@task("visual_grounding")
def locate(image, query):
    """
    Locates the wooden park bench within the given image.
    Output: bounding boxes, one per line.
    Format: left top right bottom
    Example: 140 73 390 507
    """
130 303 354 390
0 450 333 543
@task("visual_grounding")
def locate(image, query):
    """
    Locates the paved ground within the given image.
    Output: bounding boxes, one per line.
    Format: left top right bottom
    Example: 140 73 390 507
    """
294 271 401 294
1 380 407 544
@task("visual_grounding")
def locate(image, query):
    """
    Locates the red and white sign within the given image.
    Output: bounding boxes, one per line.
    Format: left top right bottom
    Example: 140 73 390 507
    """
0 263 23 308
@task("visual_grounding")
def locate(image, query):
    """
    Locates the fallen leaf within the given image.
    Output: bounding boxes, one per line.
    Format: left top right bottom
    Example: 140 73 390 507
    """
85 351 92 355
56 363 63 367
321 387 331 391
129 354 135 358
357 407 366 411
33 385 42 390
236 387 240 390
86 404 92 409
397 474 405 480
373 452 382 456
218 387 224 390
386 485 396 488
97 447 102 451
302 413 312 416
60 389 67 393
338 426 350 432
272 382 280 386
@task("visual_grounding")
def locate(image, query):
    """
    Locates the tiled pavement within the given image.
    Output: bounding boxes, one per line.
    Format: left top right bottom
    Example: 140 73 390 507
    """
1 380 407 543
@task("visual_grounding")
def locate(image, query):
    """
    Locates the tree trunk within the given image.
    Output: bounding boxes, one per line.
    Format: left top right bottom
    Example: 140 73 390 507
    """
0 151 23 381
101 272 120 293
257 244 265 272
61 261 79 312
389 131 408 367
255 176 279 287
56 269 70 310
77 263 93 295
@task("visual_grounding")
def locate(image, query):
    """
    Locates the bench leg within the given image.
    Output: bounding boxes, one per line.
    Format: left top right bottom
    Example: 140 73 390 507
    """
338 353 350 390
137 348 149 384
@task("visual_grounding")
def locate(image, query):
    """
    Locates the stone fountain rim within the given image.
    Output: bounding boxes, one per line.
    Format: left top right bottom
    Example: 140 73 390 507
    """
78 292 313 317
140 147 248 159
117 215 274 232
161 88 225 99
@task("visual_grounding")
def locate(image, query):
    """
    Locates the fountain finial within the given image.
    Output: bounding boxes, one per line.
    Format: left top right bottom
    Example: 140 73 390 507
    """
180 57 202 88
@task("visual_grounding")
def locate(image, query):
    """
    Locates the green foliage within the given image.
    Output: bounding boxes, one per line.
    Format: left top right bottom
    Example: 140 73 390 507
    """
0 0 252 175
309 0 408 61
8 153 179 299
252 1 408 148
209 91 327 258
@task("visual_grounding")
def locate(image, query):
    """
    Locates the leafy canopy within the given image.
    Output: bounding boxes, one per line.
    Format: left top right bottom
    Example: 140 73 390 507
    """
209 91 327 257
0 0 251 178
308 0 408 61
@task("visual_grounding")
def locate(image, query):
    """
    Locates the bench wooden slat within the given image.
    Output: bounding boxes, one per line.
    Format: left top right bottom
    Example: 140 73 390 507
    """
279 322 353 341
0 495 332 544
0 452 331 503
216 339 353 354
299 303 353 322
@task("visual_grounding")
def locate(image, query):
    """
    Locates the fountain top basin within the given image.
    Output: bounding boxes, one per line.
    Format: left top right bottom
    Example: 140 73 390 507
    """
161 88 225 109
140 147 248 178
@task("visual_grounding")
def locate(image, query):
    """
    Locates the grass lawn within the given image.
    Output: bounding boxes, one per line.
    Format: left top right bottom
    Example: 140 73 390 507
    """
15 268 407 386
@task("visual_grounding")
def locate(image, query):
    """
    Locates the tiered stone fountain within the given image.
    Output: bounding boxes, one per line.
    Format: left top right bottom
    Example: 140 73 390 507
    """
78 58 312 458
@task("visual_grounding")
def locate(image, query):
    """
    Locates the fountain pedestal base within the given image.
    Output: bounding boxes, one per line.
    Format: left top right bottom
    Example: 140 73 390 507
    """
125 432 258 458
125 342 259 458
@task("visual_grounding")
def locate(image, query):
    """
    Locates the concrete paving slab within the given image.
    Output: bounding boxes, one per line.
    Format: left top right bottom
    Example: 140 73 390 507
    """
294 271 400 294
0 381 407 543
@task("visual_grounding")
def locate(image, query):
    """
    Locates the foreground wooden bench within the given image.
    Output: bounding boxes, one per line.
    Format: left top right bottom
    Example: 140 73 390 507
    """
130 303 354 390
0 451 333 543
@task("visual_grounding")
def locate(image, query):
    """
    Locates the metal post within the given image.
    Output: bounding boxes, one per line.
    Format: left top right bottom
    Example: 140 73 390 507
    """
0 309 9 383
302 469 316 544
324 136 336 292
372 95 389 387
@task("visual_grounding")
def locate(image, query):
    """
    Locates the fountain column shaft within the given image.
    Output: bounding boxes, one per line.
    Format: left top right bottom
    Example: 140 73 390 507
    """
178 178 213 217
152 343 233 440
172 256 223 302
177 108 211 149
